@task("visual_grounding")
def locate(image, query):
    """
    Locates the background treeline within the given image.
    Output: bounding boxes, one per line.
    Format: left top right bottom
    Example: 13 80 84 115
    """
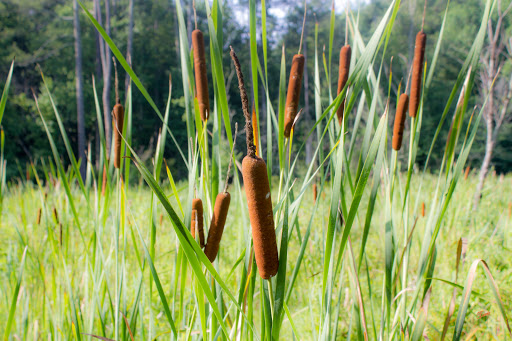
0 0 510 182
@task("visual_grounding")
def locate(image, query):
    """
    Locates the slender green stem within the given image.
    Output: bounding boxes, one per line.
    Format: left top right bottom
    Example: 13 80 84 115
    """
267 279 274 318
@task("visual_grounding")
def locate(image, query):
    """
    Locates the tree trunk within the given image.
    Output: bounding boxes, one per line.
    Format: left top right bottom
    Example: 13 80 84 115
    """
125 0 134 93
102 0 113 154
473 112 494 210
73 0 86 180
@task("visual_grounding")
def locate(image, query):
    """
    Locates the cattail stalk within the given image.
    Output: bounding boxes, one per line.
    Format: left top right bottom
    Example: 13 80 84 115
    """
230 46 279 279
192 29 210 121
336 45 351 124
252 106 259 156
409 31 426 117
392 94 409 151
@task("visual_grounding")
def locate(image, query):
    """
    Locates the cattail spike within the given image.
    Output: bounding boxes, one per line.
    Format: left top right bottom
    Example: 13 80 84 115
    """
284 54 305 137
231 47 279 279
336 45 352 124
192 29 210 121
392 93 409 151
409 31 426 117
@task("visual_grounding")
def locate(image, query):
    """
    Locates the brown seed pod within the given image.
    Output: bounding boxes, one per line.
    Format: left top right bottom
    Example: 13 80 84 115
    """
421 202 426 217
242 156 279 279
392 93 409 151
336 45 352 124
192 29 210 121
230 46 279 279
36 208 42 225
112 103 125 168
464 166 470 180
191 198 205 248
313 183 318 203
204 192 231 262
284 54 305 138
409 31 426 118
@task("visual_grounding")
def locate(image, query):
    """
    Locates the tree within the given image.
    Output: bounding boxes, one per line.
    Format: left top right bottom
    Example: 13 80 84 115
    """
473 0 512 209
73 0 86 179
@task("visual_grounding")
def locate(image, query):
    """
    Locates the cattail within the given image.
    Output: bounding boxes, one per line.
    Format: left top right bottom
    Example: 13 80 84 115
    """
409 31 426 118
336 45 352 124
192 29 210 121
36 208 42 225
53 207 59 225
59 223 63 246
508 203 511 219
421 202 425 217
204 192 231 262
191 198 205 248
112 102 125 169
284 54 305 138
204 124 238 263
231 46 279 279
313 183 318 203
392 93 409 151
101 164 107 196
252 106 259 156
464 166 470 180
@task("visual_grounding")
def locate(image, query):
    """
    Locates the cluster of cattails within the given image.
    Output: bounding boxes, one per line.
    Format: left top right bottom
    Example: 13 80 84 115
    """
231 47 279 279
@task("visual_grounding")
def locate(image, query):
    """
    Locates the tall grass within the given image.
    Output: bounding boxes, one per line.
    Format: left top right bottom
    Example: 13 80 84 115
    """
1 0 511 340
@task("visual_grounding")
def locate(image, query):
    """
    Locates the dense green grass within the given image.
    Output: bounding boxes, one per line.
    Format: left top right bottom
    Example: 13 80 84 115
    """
1 173 510 339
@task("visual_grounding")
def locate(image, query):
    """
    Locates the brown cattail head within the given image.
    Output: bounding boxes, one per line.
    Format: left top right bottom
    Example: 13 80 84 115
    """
53 207 59 224
36 208 42 225
204 192 231 262
409 31 426 118
192 29 210 121
112 103 125 168
101 164 107 196
464 165 470 180
313 183 318 203
191 198 205 248
252 106 259 157
392 93 409 151
242 156 279 279
508 203 511 219
284 54 305 138
421 202 426 217
336 45 352 124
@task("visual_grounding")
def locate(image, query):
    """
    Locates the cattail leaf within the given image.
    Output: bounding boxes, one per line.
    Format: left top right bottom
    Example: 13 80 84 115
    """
39 67 88 199
3 247 27 340
0 59 14 126
453 260 511 340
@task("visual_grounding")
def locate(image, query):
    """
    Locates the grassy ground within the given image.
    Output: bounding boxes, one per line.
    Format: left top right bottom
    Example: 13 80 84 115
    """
1 172 510 339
